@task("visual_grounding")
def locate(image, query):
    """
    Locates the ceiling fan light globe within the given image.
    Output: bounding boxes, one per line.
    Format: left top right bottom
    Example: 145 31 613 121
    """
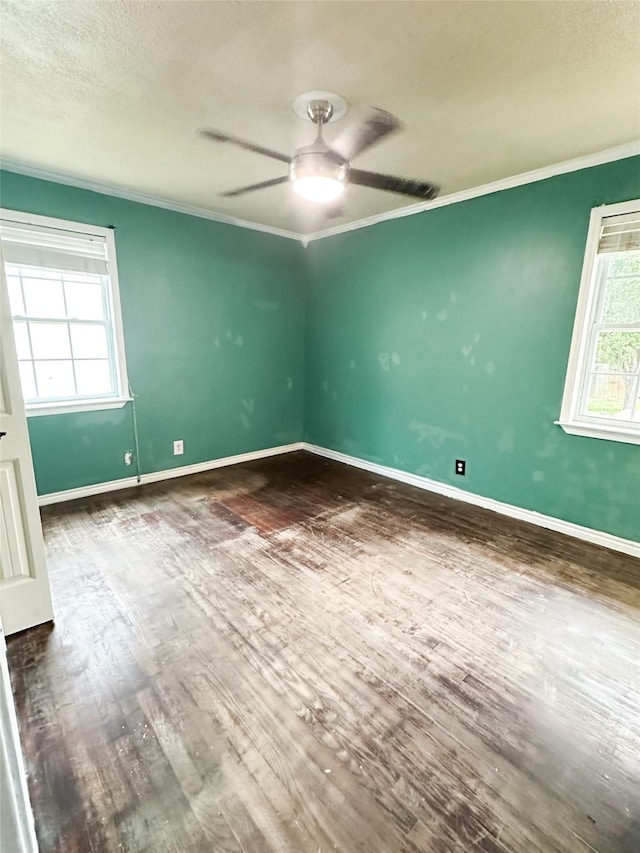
290 149 348 203
293 176 345 203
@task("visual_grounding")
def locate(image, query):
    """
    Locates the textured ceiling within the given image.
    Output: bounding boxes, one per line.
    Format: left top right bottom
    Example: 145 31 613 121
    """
1 0 639 236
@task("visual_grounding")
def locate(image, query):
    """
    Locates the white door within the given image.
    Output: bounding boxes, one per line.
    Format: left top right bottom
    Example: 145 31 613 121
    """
0 246 53 635
0 627 38 852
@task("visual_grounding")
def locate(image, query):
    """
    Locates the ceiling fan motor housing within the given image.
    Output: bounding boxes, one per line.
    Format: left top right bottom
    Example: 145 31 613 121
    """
289 144 349 188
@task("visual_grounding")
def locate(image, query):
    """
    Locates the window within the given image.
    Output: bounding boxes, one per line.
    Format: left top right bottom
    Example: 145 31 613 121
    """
1 210 130 415
558 199 640 445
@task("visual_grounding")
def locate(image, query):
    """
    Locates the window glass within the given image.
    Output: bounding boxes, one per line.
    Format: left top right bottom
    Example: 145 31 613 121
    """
29 322 72 360
34 360 76 399
64 278 104 320
22 276 66 319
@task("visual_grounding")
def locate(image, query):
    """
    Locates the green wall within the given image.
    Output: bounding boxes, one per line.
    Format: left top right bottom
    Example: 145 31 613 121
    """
305 156 640 542
1 171 306 495
3 158 639 542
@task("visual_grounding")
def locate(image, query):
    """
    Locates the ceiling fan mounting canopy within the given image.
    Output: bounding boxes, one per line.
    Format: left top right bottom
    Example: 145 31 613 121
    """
293 90 349 124
305 97 336 125
199 91 440 207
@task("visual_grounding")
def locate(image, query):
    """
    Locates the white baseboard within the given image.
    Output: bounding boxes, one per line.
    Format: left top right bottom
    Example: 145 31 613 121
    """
140 442 305 485
38 475 140 505
37 439 639 559
37 442 305 507
301 443 640 559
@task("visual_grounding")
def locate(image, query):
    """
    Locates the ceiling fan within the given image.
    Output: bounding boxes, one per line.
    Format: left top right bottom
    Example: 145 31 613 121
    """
199 93 440 206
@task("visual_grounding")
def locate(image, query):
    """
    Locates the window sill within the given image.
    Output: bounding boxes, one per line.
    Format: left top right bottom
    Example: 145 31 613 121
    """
26 398 132 418
555 419 640 445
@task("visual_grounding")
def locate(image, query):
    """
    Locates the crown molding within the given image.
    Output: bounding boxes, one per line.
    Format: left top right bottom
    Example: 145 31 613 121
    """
304 141 640 243
3 141 639 245
0 159 302 243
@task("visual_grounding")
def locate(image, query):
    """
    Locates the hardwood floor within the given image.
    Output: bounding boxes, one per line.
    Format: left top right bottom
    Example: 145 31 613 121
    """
7 451 640 853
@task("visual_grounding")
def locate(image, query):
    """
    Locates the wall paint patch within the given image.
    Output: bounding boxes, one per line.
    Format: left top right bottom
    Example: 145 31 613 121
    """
409 421 463 448
497 429 515 453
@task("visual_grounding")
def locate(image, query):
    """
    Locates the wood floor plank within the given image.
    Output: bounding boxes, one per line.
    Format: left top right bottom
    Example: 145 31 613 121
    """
206 537 588 852
7 451 640 852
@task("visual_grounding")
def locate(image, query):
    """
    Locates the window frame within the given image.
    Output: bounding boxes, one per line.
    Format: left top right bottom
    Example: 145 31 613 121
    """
557 198 640 445
1 209 131 417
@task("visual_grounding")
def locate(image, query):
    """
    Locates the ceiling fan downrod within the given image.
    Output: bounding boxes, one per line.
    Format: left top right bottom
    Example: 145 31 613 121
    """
307 99 335 142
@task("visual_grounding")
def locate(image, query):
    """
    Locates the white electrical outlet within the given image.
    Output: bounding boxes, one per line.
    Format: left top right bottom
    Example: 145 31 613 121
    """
173 439 184 456
124 451 134 466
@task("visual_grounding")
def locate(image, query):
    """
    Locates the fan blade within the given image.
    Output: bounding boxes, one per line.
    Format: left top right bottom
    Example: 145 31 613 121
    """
349 169 439 200
331 108 401 161
199 128 290 163
220 176 289 198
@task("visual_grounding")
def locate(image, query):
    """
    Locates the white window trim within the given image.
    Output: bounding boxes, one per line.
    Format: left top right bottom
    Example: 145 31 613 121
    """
557 198 640 446
0 208 132 416
23 398 132 418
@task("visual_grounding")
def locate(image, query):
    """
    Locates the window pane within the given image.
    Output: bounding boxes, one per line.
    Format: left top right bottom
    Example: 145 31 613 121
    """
585 373 637 419
64 280 104 320
74 360 113 396
608 252 640 279
70 324 108 358
601 254 640 325
593 331 640 373
6 276 24 314
12 322 31 359
18 362 37 400
22 276 66 318
29 322 71 359
34 361 76 399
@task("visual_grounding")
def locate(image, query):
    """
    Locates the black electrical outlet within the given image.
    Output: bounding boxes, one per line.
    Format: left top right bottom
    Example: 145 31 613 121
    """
455 459 466 476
